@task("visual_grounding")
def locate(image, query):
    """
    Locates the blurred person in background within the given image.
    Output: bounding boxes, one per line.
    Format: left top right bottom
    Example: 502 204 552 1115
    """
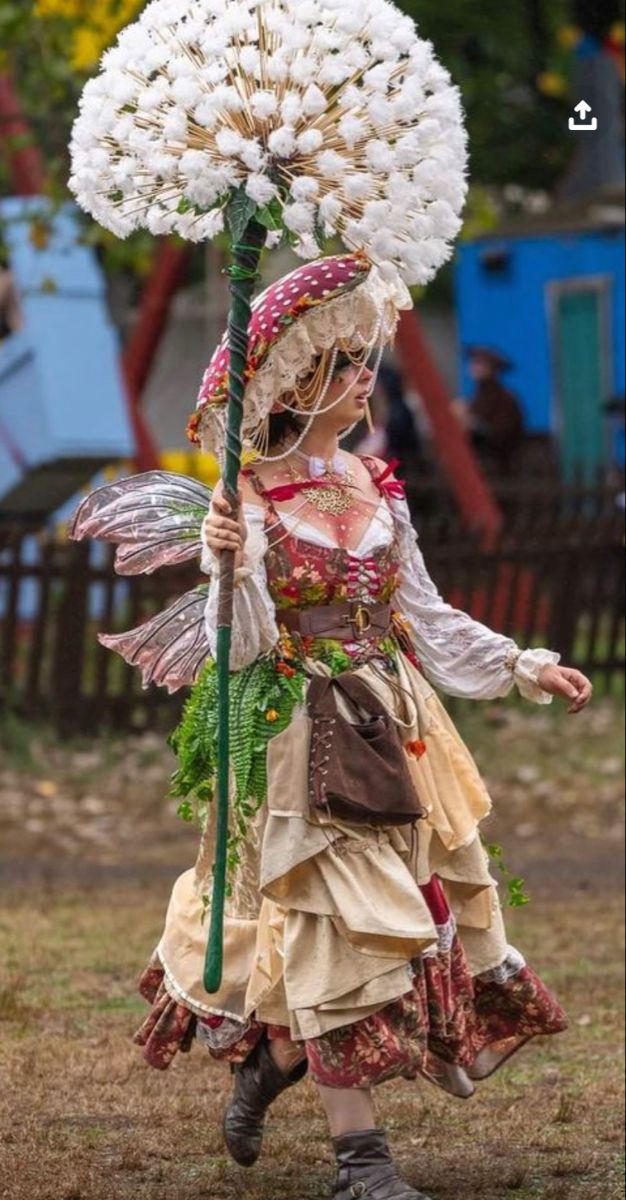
0 249 22 341
453 346 525 478
380 359 423 478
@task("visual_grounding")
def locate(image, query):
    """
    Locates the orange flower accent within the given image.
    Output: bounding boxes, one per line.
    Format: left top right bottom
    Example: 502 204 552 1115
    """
276 628 296 659
405 739 427 759
276 662 296 678
186 411 201 445
266 709 280 723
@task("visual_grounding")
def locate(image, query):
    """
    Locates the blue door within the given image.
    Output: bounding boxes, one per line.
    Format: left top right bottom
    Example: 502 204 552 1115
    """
551 282 611 483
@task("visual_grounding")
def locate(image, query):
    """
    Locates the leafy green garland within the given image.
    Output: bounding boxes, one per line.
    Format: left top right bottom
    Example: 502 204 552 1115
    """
171 656 301 880
484 840 531 909
170 639 372 882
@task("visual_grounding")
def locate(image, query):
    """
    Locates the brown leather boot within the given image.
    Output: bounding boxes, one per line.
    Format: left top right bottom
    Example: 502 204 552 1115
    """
333 1130 432 1199
223 1037 308 1168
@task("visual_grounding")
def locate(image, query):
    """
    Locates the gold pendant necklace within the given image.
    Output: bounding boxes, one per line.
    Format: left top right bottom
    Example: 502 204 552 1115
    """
286 461 356 516
300 482 354 515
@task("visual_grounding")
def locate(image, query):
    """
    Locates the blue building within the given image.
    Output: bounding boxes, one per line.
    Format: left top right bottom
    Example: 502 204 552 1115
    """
455 204 625 481
0 197 134 520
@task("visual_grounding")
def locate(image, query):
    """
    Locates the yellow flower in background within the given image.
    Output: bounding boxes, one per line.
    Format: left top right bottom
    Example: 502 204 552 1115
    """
159 450 220 487
159 450 191 477
34 0 144 71
35 0 83 15
195 454 221 486
72 27 103 71
557 25 582 50
158 448 260 486
537 70 569 98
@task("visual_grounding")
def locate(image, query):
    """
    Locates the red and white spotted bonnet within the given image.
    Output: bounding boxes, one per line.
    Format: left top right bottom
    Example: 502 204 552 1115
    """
188 252 411 457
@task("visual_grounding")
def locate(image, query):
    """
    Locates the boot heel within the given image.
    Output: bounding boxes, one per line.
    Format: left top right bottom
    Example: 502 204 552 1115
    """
223 1036 307 1168
333 1129 433 1200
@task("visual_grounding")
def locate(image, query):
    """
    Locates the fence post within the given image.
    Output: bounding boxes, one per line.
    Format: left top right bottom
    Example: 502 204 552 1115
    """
547 537 580 666
52 541 90 737
0 528 23 690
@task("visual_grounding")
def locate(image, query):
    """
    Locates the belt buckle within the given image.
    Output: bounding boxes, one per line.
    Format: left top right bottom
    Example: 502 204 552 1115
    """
350 603 372 638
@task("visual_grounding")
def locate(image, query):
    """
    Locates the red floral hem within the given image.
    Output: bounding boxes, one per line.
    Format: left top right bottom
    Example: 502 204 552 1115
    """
134 879 567 1091
133 960 197 1071
306 948 567 1092
134 955 286 1072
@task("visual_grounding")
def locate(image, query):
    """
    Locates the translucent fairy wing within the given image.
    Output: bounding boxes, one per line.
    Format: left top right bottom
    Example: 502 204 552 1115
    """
100 586 211 694
70 471 213 576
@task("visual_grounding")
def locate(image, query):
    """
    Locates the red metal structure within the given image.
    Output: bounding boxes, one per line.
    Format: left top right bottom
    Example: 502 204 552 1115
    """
122 241 193 470
396 309 503 539
0 73 44 196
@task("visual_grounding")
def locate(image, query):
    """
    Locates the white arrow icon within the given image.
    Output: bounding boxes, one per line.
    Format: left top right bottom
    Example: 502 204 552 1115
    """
569 100 598 131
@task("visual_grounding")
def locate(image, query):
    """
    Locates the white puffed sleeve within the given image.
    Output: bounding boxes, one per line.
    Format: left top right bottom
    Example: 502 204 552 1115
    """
389 495 561 703
201 503 280 671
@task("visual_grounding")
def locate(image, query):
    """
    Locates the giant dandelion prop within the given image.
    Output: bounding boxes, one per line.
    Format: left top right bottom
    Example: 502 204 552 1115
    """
70 0 468 992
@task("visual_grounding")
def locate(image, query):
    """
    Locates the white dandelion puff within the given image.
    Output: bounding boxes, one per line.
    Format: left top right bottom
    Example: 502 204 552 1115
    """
344 173 374 200
69 0 468 285
317 149 346 178
245 173 279 205
215 128 245 158
301 83 328 117
250 91 280 120
290 176 320 201
283 201 316 234
267 125 297 158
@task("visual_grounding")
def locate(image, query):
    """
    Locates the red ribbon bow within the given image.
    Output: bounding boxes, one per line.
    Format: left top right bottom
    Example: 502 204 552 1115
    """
374 458 406 500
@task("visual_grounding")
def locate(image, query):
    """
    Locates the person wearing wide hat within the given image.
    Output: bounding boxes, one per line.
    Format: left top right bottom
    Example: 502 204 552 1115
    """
456 345 525 478
74 254 591 1200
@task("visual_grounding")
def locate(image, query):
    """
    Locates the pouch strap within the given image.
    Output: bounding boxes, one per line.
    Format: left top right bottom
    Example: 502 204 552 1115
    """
307 671 389 720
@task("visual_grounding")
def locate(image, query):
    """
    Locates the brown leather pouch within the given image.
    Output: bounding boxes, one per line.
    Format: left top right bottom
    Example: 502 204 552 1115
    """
307 671 426 828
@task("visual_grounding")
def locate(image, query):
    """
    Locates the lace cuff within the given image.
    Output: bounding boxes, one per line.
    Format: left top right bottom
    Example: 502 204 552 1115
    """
513 648 562 705
202 503 280 671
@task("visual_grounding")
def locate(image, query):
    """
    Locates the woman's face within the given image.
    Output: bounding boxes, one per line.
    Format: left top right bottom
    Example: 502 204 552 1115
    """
317 359 374 430
272 355 374 440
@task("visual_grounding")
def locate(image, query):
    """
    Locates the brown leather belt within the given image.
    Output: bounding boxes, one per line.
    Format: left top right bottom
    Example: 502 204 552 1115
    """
279 600 393 641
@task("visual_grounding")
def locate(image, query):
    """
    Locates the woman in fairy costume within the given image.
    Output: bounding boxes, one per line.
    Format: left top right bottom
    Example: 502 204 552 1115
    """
73 253 592 1200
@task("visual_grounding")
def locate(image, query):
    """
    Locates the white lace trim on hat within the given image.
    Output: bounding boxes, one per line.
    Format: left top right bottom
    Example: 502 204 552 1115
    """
197 267 411 458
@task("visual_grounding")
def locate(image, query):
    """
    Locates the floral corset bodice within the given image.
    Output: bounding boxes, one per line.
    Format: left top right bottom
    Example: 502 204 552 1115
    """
243 457 401 609
241 457 411 669
264 522 400 611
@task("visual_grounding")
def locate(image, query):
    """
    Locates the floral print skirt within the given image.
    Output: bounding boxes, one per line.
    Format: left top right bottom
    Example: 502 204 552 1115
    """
134 875 567 1096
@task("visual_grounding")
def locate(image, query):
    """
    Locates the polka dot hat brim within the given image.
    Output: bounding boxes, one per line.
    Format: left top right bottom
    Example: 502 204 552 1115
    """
187 252 412 454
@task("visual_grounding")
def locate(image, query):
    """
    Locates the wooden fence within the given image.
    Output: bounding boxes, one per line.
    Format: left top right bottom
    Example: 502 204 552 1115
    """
1 497 624 736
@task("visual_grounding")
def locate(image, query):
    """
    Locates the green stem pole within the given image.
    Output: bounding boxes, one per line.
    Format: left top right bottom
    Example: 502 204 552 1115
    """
204 217 266 994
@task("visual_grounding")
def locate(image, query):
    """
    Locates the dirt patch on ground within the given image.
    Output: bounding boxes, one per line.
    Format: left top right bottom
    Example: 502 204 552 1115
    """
0 887 623 1200
0 698 623 1199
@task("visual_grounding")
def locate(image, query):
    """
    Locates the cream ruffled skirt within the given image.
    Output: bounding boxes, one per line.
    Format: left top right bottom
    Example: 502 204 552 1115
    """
134 652 567 1091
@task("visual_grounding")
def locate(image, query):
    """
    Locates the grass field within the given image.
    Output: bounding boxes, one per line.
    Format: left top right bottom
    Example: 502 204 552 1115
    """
0 698 624 1200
